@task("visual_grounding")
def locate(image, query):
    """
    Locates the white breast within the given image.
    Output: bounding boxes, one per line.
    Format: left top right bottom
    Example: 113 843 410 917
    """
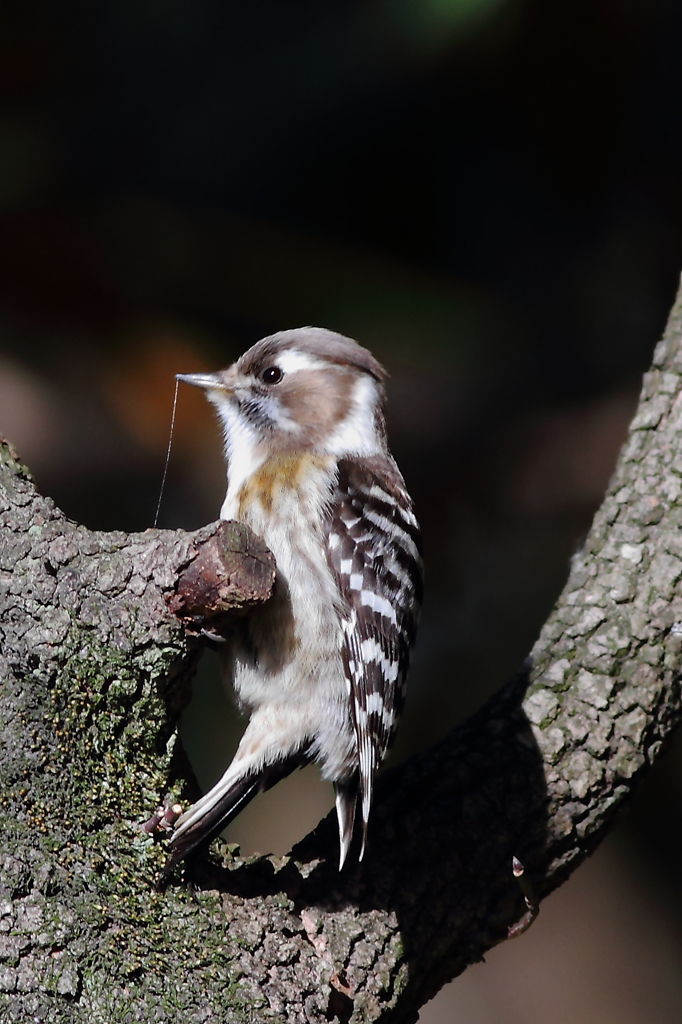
219 455 355 780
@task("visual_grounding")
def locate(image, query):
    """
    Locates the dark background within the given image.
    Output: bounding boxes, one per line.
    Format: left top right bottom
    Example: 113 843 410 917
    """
2 2 682 1019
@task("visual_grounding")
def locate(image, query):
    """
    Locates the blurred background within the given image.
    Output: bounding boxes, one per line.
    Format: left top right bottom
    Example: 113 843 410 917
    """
2 0 682 1019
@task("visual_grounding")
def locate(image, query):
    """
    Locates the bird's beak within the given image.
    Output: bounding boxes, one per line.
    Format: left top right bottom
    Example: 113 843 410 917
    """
175 372 230 391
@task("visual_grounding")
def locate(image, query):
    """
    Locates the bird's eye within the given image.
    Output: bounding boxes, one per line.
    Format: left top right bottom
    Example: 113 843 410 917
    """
261 366 284 385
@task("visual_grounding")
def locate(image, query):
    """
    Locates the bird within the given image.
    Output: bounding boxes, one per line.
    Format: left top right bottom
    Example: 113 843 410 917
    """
168 327 423 871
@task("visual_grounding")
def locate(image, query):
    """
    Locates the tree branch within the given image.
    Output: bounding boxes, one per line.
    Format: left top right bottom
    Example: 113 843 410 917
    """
2 279 682 1021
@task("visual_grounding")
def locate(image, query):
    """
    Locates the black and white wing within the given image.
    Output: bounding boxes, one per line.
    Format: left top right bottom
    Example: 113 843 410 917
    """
325 455 423 861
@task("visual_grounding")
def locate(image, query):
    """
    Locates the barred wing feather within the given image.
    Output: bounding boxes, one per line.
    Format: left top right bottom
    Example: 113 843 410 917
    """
325 456 423 856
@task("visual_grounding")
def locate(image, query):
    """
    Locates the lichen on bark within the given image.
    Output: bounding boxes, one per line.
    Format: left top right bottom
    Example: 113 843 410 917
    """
2 278 682 1022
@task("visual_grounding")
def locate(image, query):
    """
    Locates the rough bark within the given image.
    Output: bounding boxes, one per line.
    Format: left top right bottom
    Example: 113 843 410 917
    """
2 279 682 1022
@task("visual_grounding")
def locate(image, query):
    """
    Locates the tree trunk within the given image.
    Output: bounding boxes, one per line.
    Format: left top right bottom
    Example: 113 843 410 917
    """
3 280 682 1022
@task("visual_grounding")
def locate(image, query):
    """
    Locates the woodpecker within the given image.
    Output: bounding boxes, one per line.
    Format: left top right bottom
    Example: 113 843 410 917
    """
168 328 423 870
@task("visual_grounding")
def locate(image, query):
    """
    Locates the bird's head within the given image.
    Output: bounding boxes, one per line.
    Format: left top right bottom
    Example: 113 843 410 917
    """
177 327 388 465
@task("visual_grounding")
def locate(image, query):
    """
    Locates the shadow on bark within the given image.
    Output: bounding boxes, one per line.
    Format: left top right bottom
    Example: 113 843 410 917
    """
174 661 548 1016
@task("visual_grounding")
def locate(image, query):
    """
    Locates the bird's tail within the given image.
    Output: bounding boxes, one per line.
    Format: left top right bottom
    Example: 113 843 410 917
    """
334 776 359 870
166 752 308 872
